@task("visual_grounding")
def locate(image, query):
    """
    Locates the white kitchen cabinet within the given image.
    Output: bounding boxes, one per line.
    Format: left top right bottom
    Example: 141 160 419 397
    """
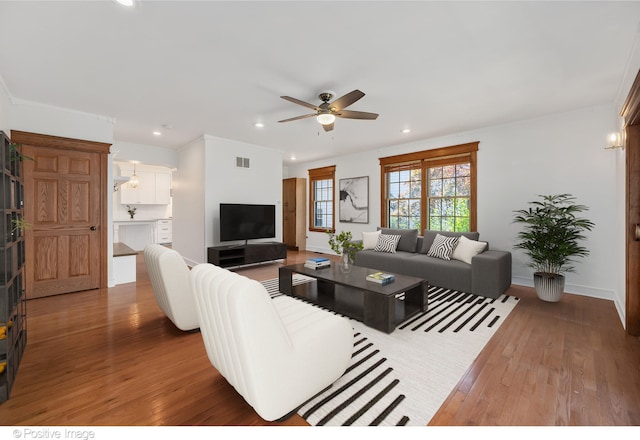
117 163 172 205
155 171 172 205
120 170 155 204
156 219 172 244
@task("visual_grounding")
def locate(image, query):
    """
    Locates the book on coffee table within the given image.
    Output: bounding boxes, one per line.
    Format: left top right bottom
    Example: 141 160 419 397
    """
304 258 331 269
366 272 395 285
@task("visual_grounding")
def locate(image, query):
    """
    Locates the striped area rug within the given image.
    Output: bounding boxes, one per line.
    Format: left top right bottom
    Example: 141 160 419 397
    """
261 275 520 426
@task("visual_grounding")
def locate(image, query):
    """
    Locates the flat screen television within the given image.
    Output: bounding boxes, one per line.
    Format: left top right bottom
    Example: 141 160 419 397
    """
219 203 276 243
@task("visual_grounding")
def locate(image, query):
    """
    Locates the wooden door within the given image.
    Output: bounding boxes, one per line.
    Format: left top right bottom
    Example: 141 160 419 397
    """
622 70 640 335
283 178 296 249
13 131 110 299
627 124 640 335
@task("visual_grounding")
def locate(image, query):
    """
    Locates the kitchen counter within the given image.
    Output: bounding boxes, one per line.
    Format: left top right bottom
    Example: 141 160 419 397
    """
113 218 170 222
113 218 172 251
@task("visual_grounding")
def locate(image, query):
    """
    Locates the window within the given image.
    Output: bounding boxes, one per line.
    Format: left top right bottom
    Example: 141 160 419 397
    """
427 158 471 231
308 165 336 232
380 142 478 232
386 163 422 229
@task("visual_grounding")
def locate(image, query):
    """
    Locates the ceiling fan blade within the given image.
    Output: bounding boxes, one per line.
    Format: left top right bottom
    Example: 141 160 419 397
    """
323 122 334 132
280 96 319 111
337 110 379 120
278 114 316 123
330 89 365 111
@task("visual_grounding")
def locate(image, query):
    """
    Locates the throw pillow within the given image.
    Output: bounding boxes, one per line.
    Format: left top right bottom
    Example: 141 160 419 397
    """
451 235 488 264
379 228 419 252
427 234 459 260
374 234 401 253
421 230 480 254
362 230 382 250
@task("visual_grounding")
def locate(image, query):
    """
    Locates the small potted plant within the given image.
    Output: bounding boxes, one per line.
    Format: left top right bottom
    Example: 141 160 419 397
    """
513 194 595 302
326 230 364 272
126 205 137 219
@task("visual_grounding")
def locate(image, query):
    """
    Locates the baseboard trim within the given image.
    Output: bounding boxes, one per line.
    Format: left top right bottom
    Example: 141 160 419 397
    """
512 275 626 329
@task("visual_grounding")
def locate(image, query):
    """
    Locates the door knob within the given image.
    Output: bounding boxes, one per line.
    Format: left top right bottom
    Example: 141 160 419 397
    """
90 226 97 231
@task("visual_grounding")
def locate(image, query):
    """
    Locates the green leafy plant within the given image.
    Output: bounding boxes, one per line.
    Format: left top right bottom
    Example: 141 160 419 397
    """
11 218 31 234
126 205 137 218
513 194 595 275
9 143 34 162
326 229 364 262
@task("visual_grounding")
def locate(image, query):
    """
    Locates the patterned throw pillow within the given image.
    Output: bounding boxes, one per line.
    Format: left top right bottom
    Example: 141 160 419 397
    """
374 234 401 253
427 234 460 260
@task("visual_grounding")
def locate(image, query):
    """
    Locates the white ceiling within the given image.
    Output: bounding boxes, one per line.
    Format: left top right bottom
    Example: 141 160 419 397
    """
1 1 640 164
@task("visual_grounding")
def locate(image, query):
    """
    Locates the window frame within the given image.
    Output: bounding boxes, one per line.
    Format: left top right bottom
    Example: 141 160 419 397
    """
308 165 336 233
379 142 478 232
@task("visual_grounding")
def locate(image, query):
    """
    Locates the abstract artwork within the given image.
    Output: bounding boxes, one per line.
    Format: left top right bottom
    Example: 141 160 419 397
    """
339 176 369 223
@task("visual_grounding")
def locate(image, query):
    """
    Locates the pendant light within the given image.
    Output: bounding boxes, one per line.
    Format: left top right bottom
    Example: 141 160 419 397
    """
130 163 139 188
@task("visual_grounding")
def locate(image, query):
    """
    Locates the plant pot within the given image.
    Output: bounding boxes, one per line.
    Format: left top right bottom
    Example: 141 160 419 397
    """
533 272 565 302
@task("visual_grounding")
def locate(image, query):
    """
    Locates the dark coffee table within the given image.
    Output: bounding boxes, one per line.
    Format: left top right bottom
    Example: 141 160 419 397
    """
278 263 428 333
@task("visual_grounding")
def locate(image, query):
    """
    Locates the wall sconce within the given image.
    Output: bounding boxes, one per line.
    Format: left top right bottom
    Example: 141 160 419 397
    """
605 132 624 150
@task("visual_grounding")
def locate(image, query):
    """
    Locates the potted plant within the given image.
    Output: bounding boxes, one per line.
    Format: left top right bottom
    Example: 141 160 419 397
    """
326 230 364 272
126 205 137 219
513 194 595 302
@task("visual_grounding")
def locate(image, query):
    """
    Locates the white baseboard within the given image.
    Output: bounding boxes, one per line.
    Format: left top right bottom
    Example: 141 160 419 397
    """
511 276 615 301
511 275 626 329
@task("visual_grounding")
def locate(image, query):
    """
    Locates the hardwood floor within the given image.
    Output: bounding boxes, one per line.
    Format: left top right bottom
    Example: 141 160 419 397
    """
1 249 639 426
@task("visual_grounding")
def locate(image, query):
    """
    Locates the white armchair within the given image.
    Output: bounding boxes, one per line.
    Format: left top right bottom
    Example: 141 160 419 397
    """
190 263 353 421
143 244 199 332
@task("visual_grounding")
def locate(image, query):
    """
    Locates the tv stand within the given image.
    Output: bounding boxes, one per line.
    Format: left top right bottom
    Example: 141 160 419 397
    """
207 242 287 268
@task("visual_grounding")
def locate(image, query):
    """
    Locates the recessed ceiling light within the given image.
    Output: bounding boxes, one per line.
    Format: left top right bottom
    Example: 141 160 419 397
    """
402 128 411 134
115 0 134 6
152 131 162 136
254 122 264 128
290 155 296 161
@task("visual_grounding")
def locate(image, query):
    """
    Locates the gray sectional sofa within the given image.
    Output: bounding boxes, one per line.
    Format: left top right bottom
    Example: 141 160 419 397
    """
353 228 512 298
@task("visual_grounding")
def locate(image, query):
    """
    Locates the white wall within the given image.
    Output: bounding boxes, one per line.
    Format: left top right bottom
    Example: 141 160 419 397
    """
287 104 622 312
112 141 178 169
173 136 207 265
204 135 284 248
172 134 284 266
9 98 114 145
0 76 11 134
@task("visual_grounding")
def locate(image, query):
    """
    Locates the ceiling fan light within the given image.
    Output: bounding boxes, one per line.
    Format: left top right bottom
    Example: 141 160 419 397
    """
317 113 336 125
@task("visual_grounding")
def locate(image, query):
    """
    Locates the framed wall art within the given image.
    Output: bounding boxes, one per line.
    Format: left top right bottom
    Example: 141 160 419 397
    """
339 176 369 223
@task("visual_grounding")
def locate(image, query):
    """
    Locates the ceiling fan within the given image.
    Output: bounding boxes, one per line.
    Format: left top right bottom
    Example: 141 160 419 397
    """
278 89 379 132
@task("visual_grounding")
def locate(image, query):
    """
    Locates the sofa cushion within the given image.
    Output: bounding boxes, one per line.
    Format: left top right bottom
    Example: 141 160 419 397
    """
427 234 459 260
354 249 417 274
380 228 419 252
451 235 488 264
374 234 401 253
421 230 480 254
362 230 382 250
404 254 473 293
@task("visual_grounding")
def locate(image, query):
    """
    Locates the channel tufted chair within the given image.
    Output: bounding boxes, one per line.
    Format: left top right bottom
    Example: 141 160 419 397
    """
143 244 199 332
190 263 354 421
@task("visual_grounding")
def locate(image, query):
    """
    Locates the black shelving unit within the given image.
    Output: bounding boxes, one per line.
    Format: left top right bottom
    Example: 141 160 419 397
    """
0 130 27 402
